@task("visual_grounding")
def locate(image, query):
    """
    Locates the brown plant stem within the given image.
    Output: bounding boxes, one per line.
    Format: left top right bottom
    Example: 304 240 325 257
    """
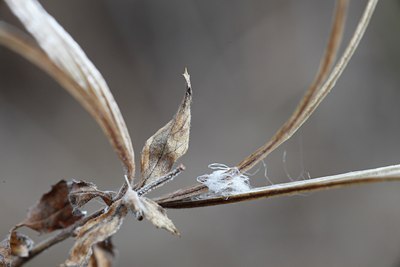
237 0 348 173
12 210 105 267
138 164 186 196
0 18 136 181
157 164 400 208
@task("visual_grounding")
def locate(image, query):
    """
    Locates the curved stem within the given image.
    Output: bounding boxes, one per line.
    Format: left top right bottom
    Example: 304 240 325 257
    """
237 0 349 172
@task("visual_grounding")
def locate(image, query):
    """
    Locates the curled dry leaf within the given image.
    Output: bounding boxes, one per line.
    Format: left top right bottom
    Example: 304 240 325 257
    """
64 200 127 267
138 69 192 188
124 186 179 235
17 180 84 234
88 238 115 267
69 180 115 208
8 230 33 258
3 0 135 180
140 198 180 236
0 229 34 266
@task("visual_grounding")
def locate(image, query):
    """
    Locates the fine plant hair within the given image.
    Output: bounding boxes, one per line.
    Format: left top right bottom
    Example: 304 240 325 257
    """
0 0 396 266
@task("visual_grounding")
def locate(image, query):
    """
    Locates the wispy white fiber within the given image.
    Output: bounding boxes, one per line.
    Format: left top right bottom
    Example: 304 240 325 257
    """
197 164 251 196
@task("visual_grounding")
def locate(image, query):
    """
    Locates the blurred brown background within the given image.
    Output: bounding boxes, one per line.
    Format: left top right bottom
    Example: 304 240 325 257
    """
1 0 400 266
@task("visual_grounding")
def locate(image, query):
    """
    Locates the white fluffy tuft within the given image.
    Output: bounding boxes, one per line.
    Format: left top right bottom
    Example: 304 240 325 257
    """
197 163 251 196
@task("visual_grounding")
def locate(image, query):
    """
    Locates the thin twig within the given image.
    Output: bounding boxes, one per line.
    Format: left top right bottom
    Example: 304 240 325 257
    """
12 209 105 267
158 164 400 208
138 164 186 196
155 184 208 204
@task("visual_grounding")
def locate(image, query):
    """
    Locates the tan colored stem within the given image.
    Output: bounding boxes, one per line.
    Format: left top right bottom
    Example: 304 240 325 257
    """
237 0 349 172
12 210 104 267
0 22 135 179
158 164 400 208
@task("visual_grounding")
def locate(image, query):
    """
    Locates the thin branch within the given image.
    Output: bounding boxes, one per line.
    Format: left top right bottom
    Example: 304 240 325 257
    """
238 0 349 172
158 164 400 208
138 164 186 196
155 184 208 204
12 209 105 267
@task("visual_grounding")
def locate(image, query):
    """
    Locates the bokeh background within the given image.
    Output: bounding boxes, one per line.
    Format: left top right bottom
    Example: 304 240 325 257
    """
1 0 400 266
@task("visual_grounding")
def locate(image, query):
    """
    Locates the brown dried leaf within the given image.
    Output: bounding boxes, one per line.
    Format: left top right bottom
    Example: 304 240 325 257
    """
69 180 115 208
64 200 127 267
140 197 180 236
0 229 34 266
8 230 33 258
122 185 179 235
3 0 136 180
18 180 84 234
88 238 115 267
139 69 192 188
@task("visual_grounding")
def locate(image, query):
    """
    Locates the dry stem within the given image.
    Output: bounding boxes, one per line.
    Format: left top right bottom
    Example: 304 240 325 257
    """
138 164 186 196
1 0 136 180
12 209 104 267
237 0 348 172
157 164 400 208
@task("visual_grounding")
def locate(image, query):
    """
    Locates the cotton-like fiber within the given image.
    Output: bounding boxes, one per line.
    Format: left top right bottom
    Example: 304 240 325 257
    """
197 164 251 196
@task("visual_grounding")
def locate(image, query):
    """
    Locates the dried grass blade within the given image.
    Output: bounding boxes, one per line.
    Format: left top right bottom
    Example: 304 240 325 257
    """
237 0 349 172
2 0 136 180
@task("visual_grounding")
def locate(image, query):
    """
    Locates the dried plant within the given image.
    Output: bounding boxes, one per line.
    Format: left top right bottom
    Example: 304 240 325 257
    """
0 0 396 266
